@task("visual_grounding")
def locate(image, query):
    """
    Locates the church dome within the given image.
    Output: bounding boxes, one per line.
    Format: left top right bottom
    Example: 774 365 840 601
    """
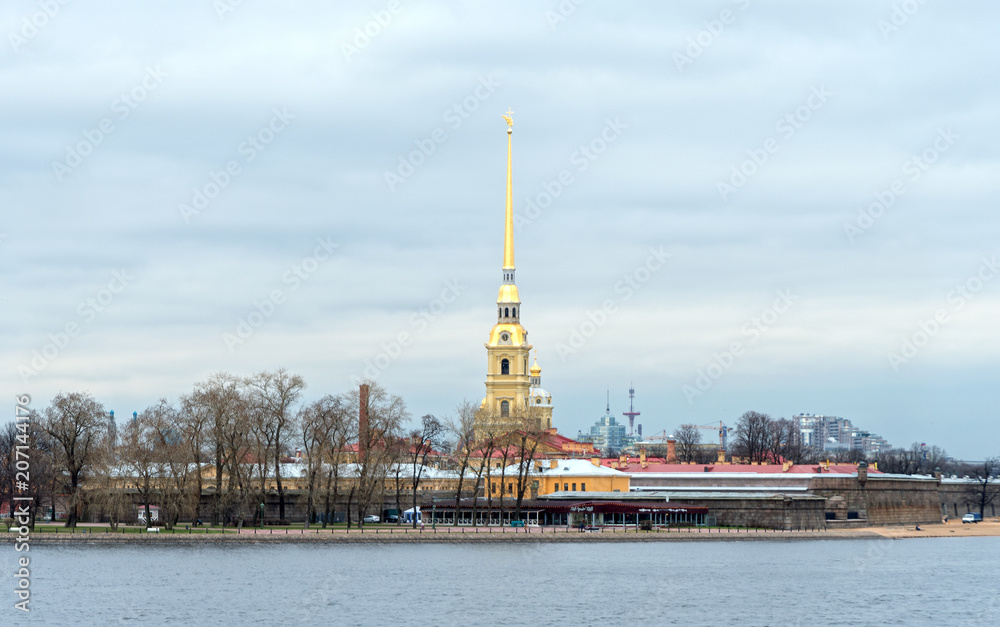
530 386 551 405
530 359 542 376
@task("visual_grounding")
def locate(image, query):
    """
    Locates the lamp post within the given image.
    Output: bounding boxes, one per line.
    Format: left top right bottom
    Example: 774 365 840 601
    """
259 502 264 529
432 502 436 530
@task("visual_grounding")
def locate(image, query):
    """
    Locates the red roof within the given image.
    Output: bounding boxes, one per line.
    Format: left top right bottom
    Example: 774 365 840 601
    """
599 459 879 475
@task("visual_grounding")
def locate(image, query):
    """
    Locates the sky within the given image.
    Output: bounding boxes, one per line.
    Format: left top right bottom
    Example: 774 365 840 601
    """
2 1 998 459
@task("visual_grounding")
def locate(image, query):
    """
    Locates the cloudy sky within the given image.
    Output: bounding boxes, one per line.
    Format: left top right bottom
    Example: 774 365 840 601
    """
3 1 998 458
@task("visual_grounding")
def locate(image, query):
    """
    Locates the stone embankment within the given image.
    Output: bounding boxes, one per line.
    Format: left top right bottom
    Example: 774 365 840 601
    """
29 527 890 545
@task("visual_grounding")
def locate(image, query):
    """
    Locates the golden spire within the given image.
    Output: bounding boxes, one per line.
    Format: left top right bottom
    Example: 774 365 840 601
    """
502 108 514 272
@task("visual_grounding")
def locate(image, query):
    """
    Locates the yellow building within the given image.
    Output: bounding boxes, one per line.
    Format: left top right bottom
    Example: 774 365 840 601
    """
478 111 553 436
533 458 631 496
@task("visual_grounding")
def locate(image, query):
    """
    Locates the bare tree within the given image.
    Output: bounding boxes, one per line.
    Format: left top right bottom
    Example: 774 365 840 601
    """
871 443 938 475
298 395 341 528
178 393 210 523
768 418 803 464
510 404 545 522
87 411 133 530
0 423 22 530
245 400 276 525
148 400 192 530
962 457 999 519
469 425 498 527
408 414 443 528
42 392 105 527
674 424 702 463
320 394 354 528
245 369 305 522
390 439 407 526
731 410 772 464
187 373 244 525
120 406 161 527
447 400 478 525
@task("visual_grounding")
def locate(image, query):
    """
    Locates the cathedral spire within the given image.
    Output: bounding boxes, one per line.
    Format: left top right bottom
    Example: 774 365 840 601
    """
502 108 515 278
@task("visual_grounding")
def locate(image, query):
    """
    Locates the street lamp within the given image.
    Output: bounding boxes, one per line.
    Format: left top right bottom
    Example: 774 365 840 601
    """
259 502 264 529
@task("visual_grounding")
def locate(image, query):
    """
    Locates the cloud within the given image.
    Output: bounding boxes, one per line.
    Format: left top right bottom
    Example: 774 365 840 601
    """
3 0 999 458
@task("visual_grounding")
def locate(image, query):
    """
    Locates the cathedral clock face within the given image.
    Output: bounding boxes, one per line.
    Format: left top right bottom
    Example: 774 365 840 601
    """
500 332 510 342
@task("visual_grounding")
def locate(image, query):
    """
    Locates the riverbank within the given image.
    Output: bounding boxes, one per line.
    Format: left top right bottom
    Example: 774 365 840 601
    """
24 520 1000 545
25 526 881 544
866 519 1000 539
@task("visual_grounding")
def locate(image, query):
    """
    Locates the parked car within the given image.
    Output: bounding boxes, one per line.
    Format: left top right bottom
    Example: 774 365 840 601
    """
363 515 380 523
386 514 399 523
962 513 982 524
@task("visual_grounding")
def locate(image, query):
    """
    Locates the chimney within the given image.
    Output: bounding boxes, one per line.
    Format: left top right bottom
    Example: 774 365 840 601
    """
358 383 370 461
857 461 868 486
717 450 726 464
550 459 558 469
666 439 676 463
590 457 600 467
618 453 627 469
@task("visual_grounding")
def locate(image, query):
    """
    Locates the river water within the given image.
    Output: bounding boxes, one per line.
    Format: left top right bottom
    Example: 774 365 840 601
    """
9 538 999 625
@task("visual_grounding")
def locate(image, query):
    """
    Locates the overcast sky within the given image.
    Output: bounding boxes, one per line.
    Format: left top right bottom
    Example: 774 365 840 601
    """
3 1 998 459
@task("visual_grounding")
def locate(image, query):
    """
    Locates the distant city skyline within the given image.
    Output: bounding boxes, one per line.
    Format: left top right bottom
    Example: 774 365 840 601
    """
3 1 998 459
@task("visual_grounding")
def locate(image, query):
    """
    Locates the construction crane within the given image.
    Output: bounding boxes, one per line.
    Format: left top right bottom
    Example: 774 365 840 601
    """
645 430 670 442
689 421 728 450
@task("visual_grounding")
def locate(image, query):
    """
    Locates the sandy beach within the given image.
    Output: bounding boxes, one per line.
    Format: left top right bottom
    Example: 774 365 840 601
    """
864 519 1000 539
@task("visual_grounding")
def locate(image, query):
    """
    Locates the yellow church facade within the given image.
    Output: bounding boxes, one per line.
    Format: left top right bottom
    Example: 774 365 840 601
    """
477 110 553 438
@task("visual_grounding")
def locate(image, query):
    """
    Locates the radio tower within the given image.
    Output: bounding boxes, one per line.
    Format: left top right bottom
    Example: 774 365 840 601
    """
622 383 641 436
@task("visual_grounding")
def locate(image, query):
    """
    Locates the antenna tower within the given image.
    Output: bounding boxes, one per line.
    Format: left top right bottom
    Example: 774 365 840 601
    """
622 383 641 436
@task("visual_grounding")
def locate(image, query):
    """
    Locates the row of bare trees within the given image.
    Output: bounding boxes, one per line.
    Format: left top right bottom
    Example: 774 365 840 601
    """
725 411 999 517
727 410 804 464
3 372 555 529
2 372 423 528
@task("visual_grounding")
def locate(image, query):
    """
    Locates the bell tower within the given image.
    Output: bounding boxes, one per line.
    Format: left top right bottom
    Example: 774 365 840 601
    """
478 110 535 436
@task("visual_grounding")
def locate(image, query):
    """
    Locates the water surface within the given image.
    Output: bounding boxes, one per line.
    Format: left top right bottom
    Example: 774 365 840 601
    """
9 538 998 625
